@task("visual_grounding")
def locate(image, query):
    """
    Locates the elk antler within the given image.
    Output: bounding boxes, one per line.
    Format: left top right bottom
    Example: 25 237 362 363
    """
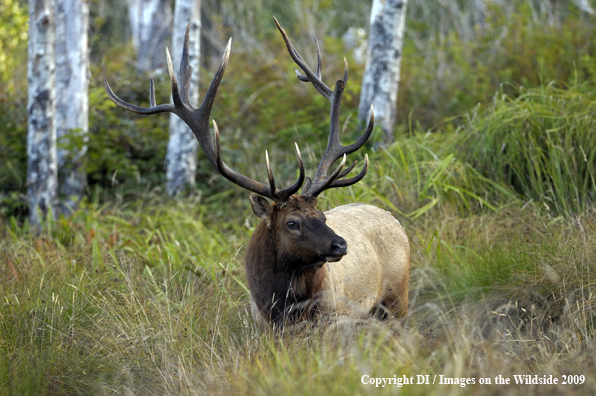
105 25 229 170
274 17 374 197
105 24 305 203
213 121 305 202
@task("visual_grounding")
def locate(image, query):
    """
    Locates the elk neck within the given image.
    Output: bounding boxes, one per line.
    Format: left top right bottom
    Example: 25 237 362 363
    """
245 209 330 325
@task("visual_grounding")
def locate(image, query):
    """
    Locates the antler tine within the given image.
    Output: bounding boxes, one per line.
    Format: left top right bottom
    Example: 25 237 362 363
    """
199 38 231 118
328 154 369 190
273 16 332 100
336 160 357 180
281 143 306 197
342 104 375 155
104 79 176 115
265 150 276 195
179 24 194 106
165 47 184 109
213 121 305 203
307 155 347 197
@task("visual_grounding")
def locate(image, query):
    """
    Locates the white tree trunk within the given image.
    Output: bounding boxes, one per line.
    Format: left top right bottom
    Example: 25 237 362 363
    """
357 0 408 144
572 0 595 14
126 0 141 51
127 0 173 72
166 0 201 196
474 0 487 27
27 0 57 226
55 0 89 214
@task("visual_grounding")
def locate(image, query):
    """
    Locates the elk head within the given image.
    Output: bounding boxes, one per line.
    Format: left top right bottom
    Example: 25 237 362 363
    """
249 194 347 270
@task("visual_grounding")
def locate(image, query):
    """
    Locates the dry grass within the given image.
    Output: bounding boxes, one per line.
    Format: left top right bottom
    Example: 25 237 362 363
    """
1 192 595 395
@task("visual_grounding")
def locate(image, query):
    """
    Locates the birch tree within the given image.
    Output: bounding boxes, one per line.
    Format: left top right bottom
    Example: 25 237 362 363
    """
27 0 57 225
166 0 201 195
572 0 595 14
126 0 173 72
357 0 407 144
126 0 141 51
55 0 89 213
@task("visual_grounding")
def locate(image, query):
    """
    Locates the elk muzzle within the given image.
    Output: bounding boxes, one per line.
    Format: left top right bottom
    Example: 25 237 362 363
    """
324 235 348 262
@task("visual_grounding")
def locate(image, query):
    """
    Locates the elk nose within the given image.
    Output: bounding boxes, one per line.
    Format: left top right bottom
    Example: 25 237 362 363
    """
331 238 347 255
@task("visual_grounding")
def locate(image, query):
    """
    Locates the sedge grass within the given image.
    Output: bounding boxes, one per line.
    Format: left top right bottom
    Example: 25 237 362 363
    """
1 188 595 395
459 82 596 216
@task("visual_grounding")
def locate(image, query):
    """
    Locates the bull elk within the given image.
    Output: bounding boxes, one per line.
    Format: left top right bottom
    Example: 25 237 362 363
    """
105 19 410 329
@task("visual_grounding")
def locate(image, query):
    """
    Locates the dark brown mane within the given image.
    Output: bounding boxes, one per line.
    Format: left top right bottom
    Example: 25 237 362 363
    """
245 195 331 326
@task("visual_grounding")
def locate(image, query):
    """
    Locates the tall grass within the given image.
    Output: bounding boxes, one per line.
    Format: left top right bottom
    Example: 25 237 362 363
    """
0 195 249 394
2 193 595 394
459 83 596 216
2 121 596 393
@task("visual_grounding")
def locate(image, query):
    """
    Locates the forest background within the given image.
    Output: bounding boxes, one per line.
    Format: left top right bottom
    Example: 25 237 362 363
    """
1 0 596 395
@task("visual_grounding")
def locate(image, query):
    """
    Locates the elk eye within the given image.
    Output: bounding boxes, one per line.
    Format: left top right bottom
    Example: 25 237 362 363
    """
287 221 299 230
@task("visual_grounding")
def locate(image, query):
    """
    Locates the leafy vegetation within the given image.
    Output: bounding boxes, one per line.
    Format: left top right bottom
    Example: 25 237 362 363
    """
0 0 28 93
2 0 596 394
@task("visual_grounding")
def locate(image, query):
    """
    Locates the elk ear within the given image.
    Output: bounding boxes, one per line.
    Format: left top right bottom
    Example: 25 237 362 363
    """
249 194 273 227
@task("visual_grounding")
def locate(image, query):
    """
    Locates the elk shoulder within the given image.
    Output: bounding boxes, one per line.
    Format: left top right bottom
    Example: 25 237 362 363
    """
323 204 410 318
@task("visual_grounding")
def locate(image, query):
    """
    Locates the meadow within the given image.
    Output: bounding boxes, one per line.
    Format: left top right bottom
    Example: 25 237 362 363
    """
2 82 596 395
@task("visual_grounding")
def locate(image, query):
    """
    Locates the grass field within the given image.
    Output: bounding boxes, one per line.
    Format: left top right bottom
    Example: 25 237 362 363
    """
2 84 596 395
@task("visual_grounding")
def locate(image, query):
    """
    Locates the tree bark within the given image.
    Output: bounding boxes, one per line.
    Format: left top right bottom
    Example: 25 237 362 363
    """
27 0 57 226
126 0 173 72
357 0 408 144
55 0 89 214
166 0 201 196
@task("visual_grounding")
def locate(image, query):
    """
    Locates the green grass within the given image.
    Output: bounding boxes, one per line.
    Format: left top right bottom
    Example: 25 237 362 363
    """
459 82 596 216
2 113 596 393
1 198 595 395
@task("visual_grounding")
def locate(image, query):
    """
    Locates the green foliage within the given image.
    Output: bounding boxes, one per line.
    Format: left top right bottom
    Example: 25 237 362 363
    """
0 0 28 92
459 82 596 216
371 131 516 219
0 96 27 218
401 0 596 129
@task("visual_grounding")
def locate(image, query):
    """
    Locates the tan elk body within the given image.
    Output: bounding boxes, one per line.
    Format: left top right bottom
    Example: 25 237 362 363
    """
105 18 410 329
248 201 410 328
324 204 410 315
